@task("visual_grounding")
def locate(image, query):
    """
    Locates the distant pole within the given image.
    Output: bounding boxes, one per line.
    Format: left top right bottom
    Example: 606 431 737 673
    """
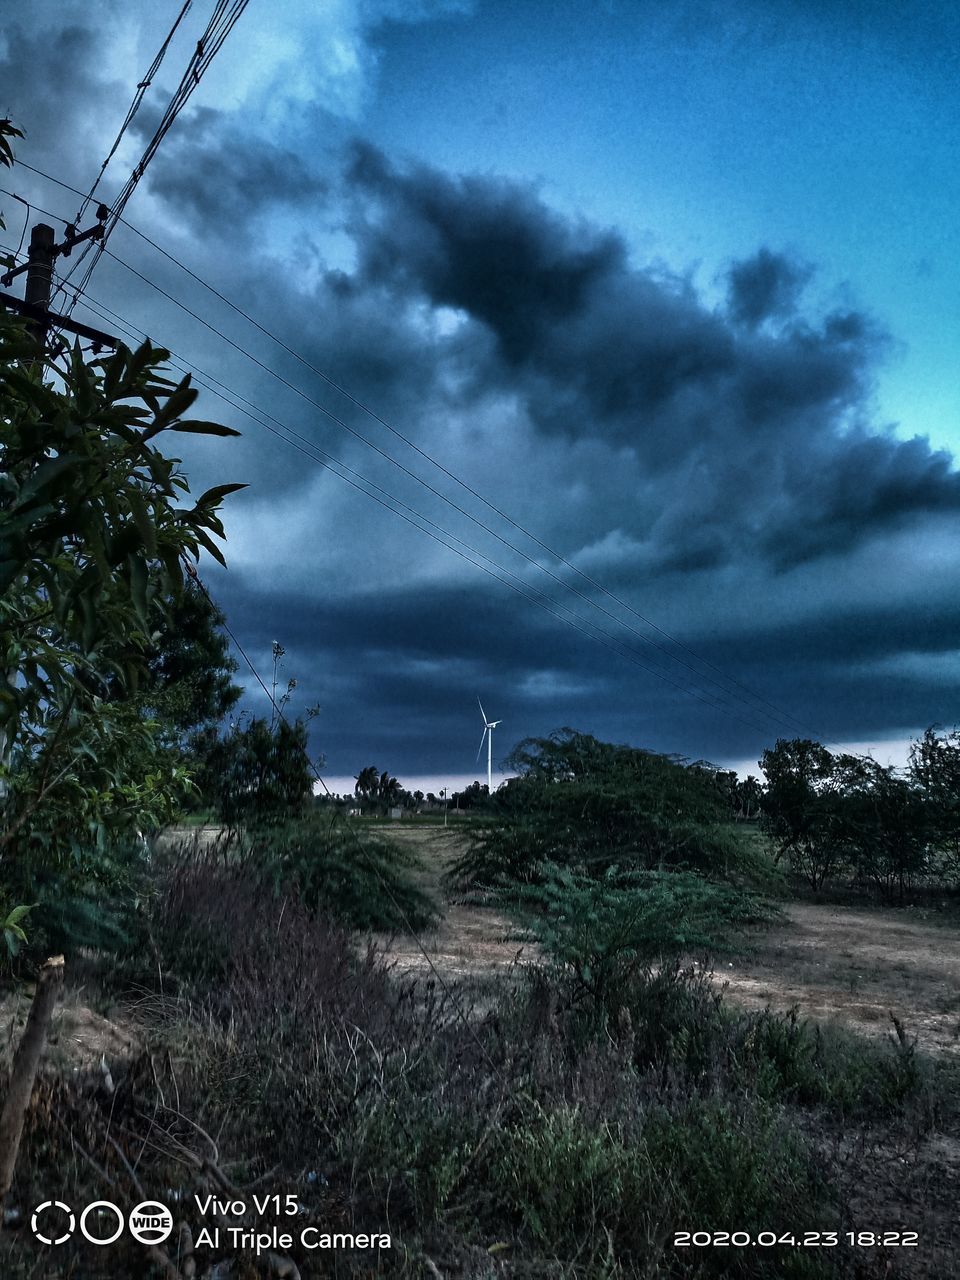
441 787 447 827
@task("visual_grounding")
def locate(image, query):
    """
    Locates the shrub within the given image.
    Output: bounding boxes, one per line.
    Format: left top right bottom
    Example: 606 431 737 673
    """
451 729 767 890
506 863 778 1020
495 1096 831 1274
249 811 437 932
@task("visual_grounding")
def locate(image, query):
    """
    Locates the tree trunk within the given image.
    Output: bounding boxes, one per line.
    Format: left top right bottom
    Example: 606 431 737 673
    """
0 955 64 1201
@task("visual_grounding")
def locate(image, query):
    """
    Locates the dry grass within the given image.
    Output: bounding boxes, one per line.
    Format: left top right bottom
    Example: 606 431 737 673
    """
721 902 960 1055
374 826 960 1057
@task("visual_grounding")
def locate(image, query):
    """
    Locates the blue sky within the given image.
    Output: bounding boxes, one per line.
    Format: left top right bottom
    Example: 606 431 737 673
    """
3 0 959 791
362 0 960 454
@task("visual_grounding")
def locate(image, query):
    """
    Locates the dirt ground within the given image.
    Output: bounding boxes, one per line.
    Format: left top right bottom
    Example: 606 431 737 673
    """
722 903 960 1056
374 825 960 1276
376 823 960 1056
372 824 540 983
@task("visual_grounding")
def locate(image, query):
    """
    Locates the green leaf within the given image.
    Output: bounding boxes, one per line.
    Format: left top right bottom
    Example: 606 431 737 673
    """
16 454 82 506
168 420 242 437
128 553 149 622
195 482 248 507
194 529 227 567
127 487 158 557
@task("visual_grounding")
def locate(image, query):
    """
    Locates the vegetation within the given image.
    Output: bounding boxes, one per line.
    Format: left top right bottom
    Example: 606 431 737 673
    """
7 867 942 1278
0 319 247 950
451 728 769 889
3 117 957 1277
761 734 957 900
512 864 778 1020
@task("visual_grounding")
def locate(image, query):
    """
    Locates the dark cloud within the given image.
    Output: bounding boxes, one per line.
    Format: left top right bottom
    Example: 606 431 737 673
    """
132 105 328 239
212 567 960 772
0 25 121 182
349 140 626 365
341 144 959 572
726 247 813 328
6 4 959 778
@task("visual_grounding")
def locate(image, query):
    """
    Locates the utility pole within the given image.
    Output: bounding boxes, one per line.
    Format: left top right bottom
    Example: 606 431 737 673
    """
0 213 116 817
23 222 55 350
0 207 118 355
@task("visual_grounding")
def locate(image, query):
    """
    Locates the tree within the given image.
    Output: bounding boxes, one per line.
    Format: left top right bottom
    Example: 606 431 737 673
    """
452 729 761 889
759 739 846 891
854 762 929 902
192 714 315 836
1 118 246 919
760 740 931 898
376 770 402 814
138 580 242 745
354 765 380 808
911 726 960 876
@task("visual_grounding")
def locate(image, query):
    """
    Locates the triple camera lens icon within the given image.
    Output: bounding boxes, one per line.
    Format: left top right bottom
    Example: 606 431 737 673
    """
31 1199 173 1247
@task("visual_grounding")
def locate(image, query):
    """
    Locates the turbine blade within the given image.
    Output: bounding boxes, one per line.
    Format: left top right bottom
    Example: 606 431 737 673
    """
476 726 488 762
478 697 488 724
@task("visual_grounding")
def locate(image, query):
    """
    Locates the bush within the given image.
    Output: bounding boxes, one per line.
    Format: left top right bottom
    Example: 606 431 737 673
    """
507 863 779 1019
451 729 767 890
249 811 437 932
740 1008 933 1122
495 1097 830 1275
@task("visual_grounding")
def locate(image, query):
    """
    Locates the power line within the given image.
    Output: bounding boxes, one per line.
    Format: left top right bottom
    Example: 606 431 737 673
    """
103 240 820 740
69 1 194 230
2 185 801 736
11 161 820 740
63 276 781 736
3 221 807 740
57 0 251 311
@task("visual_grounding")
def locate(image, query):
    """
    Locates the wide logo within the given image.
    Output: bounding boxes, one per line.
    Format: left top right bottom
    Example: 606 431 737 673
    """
128 1201 174 1245
31 1198 172 1246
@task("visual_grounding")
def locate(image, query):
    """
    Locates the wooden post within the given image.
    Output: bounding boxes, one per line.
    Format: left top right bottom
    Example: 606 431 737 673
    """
0 955 65 1201
23 223 55 351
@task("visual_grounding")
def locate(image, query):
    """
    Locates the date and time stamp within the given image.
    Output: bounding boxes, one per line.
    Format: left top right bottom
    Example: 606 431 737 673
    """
674 1230 918 1250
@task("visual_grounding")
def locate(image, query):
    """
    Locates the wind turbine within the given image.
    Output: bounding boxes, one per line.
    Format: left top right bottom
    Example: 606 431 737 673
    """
476 698 501 795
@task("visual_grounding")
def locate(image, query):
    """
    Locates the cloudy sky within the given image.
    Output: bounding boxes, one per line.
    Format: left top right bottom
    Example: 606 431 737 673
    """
3 0 959 792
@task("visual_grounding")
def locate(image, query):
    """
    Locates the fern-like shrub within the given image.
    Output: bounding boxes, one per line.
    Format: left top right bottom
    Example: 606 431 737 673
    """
508 863 778 1017
248 813 437 932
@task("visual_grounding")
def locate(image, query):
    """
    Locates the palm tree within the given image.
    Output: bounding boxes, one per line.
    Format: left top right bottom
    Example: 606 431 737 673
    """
354 765 380 806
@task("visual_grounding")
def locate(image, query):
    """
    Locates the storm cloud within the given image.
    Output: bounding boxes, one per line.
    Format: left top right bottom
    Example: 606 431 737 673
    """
4 1 960 782
341 145 960 571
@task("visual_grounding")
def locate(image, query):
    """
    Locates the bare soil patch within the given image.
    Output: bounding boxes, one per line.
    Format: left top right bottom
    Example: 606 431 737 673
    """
376 825 960 1057
722 901 960 1055
370 823 541 980
0 984 139 1076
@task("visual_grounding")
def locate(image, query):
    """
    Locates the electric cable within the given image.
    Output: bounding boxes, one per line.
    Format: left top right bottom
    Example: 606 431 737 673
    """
63 277 781 736
11 161 821 740
56 1 251 312
2 176 829 746
102 238 820 740
69 1 194 230
1 210 816 739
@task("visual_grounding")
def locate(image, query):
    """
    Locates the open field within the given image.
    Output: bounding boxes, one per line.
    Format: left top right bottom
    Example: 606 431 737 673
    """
372 823 960 1276
376 823 960 1057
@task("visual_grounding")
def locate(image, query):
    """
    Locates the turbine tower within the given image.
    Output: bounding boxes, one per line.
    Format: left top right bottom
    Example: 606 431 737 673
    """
476 698 501 795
